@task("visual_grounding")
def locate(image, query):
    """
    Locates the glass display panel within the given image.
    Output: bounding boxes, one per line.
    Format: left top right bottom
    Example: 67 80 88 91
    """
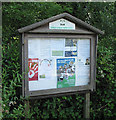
28 38 90 91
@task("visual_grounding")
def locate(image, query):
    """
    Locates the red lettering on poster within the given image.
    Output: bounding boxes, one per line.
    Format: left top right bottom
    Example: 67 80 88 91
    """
28 58 38 81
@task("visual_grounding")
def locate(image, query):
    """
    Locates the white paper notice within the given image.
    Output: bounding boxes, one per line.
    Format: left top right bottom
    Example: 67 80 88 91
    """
39 39 51 59
75 39 90 86
28 38 40 58
28 38 90 91
51 38 65 57
39 58 53 81
28 38 65 91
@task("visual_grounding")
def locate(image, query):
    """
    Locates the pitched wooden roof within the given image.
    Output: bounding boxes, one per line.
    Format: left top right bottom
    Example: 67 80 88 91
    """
18 13 104 34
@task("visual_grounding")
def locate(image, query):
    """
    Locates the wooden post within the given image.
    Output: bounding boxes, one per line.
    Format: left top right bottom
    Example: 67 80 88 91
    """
0 2 2 119
84 92 90 120
25 100 30 118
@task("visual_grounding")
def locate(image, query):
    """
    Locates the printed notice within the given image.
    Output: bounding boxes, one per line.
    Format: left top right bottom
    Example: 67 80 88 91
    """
51 39 65 57
65 51 77 57
76 39 90 86
52 51 63 56
39 39 51 58
39 58 53 80
65 39 77 57
28 38 91 91
57 58 75 88
28 58 39 81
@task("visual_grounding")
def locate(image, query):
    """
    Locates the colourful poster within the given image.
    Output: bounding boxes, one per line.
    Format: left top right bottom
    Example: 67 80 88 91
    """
28 58 39 81
65 39 78 57
65 51 77 57
57 58 75 88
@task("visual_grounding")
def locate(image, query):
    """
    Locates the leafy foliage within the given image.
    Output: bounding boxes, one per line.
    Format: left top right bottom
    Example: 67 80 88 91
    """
91 36 116 119
2 2 115 119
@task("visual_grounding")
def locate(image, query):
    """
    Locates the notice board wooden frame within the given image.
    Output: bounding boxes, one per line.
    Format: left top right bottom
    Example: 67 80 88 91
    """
21 33 97 99
18 13 104 99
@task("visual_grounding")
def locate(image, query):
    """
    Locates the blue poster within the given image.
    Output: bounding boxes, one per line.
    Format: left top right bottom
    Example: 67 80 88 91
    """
57 58 75 88
65 51 77 57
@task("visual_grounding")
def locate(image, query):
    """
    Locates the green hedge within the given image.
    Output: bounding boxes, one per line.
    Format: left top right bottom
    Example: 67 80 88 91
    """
2 2 115 119
2 34 115 120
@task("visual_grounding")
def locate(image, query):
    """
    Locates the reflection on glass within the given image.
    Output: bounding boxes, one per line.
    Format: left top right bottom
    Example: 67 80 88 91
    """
65 39 77 47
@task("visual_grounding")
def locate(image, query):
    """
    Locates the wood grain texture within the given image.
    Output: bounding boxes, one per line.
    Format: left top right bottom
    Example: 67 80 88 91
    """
84 92 90 119
18 13 104 34
22 31 97 98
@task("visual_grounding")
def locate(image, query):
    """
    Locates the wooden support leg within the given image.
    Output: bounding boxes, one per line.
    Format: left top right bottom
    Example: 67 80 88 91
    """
25 100 30 119
0 90 2 119
84 92 90 120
